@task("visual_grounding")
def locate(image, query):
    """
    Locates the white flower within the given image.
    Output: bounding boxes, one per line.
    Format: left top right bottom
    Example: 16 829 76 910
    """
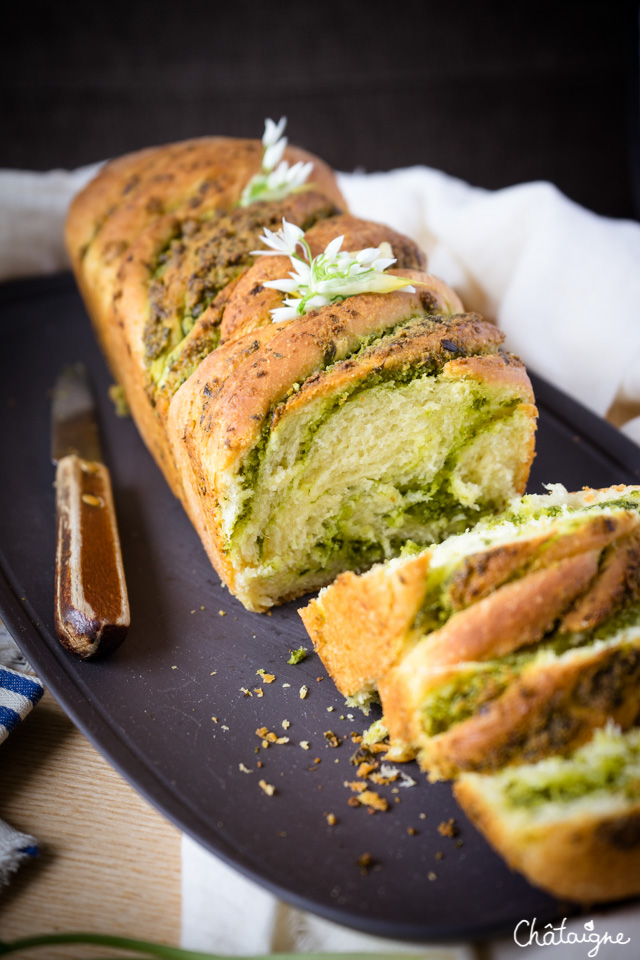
239 118 313 207
253 219 416 322
262 116 287 149
251 219 305 258
263 137 287 172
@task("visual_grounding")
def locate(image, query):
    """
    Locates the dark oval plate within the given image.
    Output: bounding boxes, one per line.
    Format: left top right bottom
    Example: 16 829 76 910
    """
2 273 640 942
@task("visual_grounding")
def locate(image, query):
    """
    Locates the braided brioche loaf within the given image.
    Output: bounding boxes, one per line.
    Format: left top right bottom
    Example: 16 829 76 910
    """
66 135 537 610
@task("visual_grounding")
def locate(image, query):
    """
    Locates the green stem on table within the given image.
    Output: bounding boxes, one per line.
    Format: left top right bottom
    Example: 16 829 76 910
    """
0 932 410 960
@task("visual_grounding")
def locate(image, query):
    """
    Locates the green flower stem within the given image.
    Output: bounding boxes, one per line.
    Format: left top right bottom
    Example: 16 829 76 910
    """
0 933 411 960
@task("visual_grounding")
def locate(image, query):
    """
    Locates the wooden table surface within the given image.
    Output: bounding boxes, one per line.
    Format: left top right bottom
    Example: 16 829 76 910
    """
0 691 182 958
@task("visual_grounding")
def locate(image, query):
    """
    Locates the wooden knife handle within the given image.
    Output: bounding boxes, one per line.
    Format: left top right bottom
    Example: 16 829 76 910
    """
54 454 130 658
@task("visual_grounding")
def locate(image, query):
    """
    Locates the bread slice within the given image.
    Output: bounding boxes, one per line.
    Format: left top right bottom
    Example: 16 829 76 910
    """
169 299 537 610
301 485 640 702
454 724 640 902
382 616 640 778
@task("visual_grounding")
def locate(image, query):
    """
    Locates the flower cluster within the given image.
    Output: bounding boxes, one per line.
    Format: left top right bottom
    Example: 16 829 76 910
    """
239 117 313 207
252 219 416 322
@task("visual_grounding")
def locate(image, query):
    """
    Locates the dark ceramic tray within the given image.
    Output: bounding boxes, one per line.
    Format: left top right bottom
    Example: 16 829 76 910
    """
2 273 640 942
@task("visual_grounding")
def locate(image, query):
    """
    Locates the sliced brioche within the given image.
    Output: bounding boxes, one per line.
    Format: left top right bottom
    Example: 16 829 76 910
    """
302 485 640 699
382 615 640 778
454 724 640 902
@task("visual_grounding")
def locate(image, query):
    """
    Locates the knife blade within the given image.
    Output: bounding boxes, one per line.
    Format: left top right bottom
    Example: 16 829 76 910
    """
51 363 130 658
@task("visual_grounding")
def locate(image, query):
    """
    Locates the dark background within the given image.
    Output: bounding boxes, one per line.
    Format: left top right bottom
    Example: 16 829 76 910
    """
1 0 639 219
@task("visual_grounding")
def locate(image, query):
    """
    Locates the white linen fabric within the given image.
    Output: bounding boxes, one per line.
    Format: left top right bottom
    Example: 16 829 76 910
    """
0 165 100 283
1 160 640 955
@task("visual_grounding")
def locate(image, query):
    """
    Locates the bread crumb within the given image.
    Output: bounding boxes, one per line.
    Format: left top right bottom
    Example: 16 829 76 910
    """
327 706 334 712
419 812 427 820
323 730 341 748
221 725 229 731
370 773 396 786
282 683 291 688
218 610 227 616
257 760 264 768
435 851 444 860
210 671 217 676
258 779 276 796
287 646 308 664
240 687 252 697
438 818 459 838
326 813 337 826
254 687 264 697
357 852 377 875
357 761 378 779
428 871 437 882
299 685 309 699
211 717 218 723
239 763 252 774
275 736 290 745
190 610 196 614
407 827 418 836
171 665 178 670
200 605 205 610
257 669 276 683
256 727 268 738
344 780 367 793
300 741 310 750
352 790 389 812
282 719 291 729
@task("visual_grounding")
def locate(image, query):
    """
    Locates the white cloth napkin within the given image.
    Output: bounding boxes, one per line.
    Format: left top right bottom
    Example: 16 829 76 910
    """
1 160 640 955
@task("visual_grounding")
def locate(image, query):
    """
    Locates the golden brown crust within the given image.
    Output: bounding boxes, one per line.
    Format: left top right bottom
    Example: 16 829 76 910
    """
562 528 640 632
304 214 427 268
219 215 427 344
447 536 551 610
454 781 640 903
300 551 431 697
412 551 600 677
415 640 640 779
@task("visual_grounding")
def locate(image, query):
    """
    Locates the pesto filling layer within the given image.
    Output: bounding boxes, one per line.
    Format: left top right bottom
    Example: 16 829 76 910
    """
226 361 532 606
419 604 640 738
501 726 640 809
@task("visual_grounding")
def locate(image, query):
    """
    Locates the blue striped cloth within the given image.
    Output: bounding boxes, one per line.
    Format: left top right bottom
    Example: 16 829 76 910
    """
0 620 43 884
0 620 44 742
0 664 44 745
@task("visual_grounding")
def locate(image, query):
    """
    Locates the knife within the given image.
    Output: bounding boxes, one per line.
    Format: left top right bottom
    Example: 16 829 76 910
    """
51 363 130 658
